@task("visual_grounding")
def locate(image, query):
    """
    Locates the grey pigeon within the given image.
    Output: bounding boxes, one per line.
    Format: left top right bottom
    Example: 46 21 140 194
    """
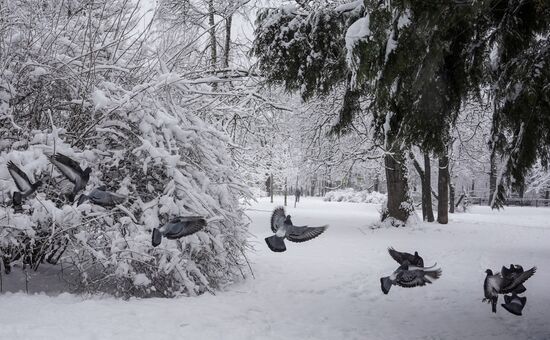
501 264 527 294
265 207 328 252
49 153 91 202
501 293 527 316
7 161 43 206
483 266 536 313
77 186 126 207
152 216 207 247
388 247 424 267
380 261 442 294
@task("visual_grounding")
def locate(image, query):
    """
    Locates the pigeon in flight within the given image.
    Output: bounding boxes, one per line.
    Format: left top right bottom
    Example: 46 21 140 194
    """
7 161 43 207
388 247 424 267
49 153 91 202
77 186 126 207
265 207 328 252
152 216 207 247
501 264 527 294
501 293 527 316
380 261 442 294
483 266 536 313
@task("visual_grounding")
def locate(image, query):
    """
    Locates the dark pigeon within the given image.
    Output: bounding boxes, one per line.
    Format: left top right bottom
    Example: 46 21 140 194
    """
388 247 424 267
7 161 43 205
152 216 207 247
77 186 126 207
483 266 536 313
49 153 91 202
380 261 442 294
265 207 328 252
501 264 527 294
501 293 527 316
12 191 23 213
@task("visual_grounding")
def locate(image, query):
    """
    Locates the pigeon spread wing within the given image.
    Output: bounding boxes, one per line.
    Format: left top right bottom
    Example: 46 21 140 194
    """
388 247 407 265
395 269 442 288
286 225 328 243
7 161 32 192
50 154 83 183
501 267 536 294
270 207 286 233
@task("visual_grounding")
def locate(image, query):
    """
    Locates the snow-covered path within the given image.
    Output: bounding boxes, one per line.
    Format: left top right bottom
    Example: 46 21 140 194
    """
1 197 549 340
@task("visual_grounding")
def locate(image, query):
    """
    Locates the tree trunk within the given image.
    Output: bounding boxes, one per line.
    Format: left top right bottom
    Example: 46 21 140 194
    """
284 177 287 206
373 174 379 192
489 149 497 205
449 183 455 213
437 155 449 224
222 15 232 69
424 154 435 222
383 148 412 224
208 0 217 86
270 173 274 203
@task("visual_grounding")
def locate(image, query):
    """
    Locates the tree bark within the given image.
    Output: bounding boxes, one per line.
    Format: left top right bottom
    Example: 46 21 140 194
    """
411 153 434 222
423 154 435 221
383 147 412 224
223 15 232 69
270 173 274 203
373 174 379 192
449 183 455 213
208 0 217 81
437 155 449 224
489 149 497 205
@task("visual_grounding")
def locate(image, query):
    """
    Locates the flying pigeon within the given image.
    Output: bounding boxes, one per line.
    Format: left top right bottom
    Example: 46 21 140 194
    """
152 216 207 247
380 261 442 294
12 191 23 212
7 161 43 204
49 153 91 202
501 264 527 294
388 247 424 267
77 186 126 207
483 266 536 313
501 293 527 316
265 207 328 252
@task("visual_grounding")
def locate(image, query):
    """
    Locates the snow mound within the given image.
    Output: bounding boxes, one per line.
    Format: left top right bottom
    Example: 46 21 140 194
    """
324 189 387 204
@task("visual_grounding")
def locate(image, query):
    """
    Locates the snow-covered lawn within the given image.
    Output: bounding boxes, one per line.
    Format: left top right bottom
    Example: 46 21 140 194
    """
1 197 549 340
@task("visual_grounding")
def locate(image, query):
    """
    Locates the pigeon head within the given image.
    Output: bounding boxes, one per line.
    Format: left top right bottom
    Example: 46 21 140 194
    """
485 269 493 275
285 215 292 224
414 251 419 257
84 167 92 176
34 180 43 188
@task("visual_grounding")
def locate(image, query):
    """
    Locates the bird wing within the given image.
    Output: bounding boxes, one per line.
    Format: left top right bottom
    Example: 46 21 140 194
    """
50 154 83 183
501 267 536 293
7 161 32 192
270 207 286 233
286 225 328 243
395 269 441 288
164 219 206 239
388 247 408 265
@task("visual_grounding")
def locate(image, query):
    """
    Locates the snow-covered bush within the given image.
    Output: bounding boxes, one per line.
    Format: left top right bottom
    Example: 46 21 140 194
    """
0 0 251 298
324 189 386 204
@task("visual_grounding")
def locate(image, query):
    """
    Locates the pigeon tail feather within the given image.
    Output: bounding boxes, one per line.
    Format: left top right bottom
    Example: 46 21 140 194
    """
380 276 392 295
152 228 162 247
265 235 286 252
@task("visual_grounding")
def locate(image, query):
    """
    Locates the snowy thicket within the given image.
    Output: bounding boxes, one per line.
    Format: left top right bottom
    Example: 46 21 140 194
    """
324 189 386 204
0 0 252 297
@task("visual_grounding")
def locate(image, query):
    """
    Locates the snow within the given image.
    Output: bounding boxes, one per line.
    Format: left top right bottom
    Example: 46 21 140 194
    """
324 188 386 203
345 15 371 69
1 197 550 339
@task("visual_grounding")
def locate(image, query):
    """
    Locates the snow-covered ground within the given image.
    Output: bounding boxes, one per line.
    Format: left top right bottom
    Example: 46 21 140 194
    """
1 197 549 340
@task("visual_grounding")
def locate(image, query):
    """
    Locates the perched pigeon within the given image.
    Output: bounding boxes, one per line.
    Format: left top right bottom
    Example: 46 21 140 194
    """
388 247 424 267
501 264 527 294
49 153 91 202
7 161 43 203
77 186 126 207
483 266 536 313
152 216 207 247
380 261 442 294
265 207 328 252
501 293 527 316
